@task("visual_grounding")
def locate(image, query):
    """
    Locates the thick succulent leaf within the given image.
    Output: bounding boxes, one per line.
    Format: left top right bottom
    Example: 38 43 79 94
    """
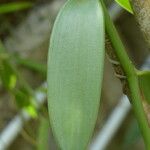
138 71 150 104
115 0 133 14
47 0 104 149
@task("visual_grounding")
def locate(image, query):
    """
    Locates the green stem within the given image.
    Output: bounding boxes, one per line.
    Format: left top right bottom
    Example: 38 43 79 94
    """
101 1 150 149
37 117 49 150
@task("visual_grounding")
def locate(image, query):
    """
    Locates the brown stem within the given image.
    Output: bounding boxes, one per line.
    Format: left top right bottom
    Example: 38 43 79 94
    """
105 36 129 96
130 0 150 47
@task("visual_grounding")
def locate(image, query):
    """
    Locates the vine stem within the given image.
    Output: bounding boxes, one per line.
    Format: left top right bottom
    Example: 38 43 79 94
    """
101 1 150 149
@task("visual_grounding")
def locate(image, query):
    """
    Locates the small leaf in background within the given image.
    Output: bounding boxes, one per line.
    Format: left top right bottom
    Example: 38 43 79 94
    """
0 61 17 90
0 41 17 90
47 0 104 149
138 71 150 125
25 104 37 118
138 71 150 104
15 56 47 76
14 88 31 108
115 0 133 14
0 2 32 14
14 87 37 117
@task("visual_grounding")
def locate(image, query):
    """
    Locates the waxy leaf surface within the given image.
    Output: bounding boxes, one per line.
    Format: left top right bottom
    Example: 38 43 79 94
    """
47 0 104 149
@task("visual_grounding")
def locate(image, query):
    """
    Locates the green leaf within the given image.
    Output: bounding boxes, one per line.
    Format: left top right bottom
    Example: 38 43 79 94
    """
14 87 37 117
115 0 133 14
0 41 17 90
47 0 104 149
14 87 31 108
0 2 32 14
0 60 17 90
138 71 150 104
15 56 46 76
25 104 37 118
